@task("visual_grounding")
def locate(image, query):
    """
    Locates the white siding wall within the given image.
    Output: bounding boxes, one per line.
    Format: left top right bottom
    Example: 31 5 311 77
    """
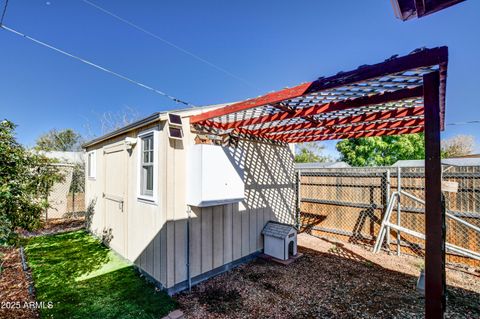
85 115 295 291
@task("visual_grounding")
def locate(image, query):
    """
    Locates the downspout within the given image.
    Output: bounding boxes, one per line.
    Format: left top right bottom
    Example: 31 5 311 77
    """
186 205 191 291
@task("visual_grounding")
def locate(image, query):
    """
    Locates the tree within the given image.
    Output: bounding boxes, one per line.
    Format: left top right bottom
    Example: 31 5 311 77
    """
99 106 141 134
35 128 83 152
336 133 425 167
294 142 332 163
83 106 142 138
0 120 63 244
441 135 475 158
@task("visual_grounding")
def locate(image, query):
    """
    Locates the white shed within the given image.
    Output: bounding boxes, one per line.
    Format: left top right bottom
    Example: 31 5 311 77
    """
262 221 297 261
83 103 296 294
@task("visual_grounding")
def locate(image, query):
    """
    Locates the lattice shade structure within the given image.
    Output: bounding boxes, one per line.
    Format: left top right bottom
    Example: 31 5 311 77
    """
191 46 450 318
190 47 448 144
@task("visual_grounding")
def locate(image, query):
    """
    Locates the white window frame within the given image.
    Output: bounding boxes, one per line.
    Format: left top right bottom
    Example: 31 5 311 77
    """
87 150 96 180
137 128 159 204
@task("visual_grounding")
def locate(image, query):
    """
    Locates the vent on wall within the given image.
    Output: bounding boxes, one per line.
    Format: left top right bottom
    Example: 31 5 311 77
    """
167 113 183 141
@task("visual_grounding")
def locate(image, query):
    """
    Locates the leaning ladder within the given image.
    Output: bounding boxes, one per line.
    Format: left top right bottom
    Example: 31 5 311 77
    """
373 189 480 261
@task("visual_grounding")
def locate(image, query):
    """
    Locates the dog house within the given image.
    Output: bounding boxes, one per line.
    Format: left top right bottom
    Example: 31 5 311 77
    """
262 221 297 260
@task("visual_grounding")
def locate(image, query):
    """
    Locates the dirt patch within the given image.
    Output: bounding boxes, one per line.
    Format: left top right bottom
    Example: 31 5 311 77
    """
298 233 480 295
0 247 38 319
176 235 480 319
18 218 85 238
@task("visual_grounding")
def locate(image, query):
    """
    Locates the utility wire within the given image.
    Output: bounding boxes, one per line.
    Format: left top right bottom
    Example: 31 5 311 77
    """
81 0 253 88
446 120 480 126
0 24 195 107
0 0 9 25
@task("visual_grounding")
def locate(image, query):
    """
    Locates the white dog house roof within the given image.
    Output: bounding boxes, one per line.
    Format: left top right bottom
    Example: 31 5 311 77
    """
262 222 295 239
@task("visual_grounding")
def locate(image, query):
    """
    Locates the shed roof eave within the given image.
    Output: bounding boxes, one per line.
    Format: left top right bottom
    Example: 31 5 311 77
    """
82 102 234 149
82 112 162 149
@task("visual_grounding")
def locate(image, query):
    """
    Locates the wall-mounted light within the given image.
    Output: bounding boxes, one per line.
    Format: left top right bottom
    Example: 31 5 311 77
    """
124 137 137 149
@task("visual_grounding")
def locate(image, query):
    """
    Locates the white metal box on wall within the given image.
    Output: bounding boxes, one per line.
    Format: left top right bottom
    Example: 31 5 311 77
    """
187 144 244 207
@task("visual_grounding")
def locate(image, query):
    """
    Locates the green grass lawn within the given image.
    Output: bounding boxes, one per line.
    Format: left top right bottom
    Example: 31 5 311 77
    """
25 230 176 319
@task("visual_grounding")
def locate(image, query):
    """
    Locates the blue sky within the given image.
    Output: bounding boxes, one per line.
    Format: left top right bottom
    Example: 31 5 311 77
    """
1 0 479 158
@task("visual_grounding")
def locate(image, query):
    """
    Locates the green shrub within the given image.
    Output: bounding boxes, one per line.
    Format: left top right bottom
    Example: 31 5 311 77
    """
0 120 64 245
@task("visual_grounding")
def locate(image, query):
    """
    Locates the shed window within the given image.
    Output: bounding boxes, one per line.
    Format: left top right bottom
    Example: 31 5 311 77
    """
140 134 154 197
87 151 96 179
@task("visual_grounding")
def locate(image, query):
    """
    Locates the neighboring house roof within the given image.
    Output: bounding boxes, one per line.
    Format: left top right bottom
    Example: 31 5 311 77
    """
37 151 85 165
295 162 351 170
392 157 480 167
82 102 231 148
262 221 295 239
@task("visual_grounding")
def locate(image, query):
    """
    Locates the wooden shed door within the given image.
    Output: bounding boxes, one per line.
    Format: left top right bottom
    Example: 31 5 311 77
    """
103 143 128 256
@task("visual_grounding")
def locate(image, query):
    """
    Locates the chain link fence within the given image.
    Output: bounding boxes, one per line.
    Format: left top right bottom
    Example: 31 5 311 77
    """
297 165 480 268
45 163 85 220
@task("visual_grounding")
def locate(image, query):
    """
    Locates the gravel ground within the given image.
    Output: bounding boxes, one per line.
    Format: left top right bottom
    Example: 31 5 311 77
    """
176 234 480 319
17 217 85 238
0 247 38 319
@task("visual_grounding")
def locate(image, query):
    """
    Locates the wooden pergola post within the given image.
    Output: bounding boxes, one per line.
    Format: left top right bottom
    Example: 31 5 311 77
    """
423 70 446 318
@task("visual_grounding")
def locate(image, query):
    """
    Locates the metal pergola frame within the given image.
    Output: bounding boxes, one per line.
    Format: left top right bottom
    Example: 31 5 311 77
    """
190 46 449 318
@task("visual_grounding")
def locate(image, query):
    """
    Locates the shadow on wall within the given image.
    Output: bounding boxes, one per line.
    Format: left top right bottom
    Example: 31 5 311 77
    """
90 203 271 292
85 198 113 246
224 140 296 225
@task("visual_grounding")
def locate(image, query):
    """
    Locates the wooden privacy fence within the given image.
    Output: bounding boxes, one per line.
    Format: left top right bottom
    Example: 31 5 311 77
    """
297 166 480 267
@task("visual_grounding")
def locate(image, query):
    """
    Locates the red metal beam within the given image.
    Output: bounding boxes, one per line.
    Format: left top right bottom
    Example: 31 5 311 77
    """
200 86 424 131
281 125 424 143
190 46 447 125
304 47 447 95
263 118 424 141
190 82 311 124
271 102 320 125
245 106 424 135
270 102 295 114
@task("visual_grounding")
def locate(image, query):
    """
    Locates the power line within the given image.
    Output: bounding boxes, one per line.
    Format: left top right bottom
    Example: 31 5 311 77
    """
446 120 480 126
0 0 9 25
81 0 254 88
0 24 195 107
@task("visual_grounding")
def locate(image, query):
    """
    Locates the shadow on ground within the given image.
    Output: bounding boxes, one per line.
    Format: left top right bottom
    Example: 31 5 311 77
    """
177 246 479 319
